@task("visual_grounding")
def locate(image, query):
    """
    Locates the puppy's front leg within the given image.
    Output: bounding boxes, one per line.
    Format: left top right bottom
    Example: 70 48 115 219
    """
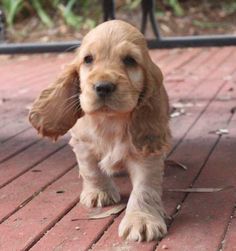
71 140 120 207
119 156 167 241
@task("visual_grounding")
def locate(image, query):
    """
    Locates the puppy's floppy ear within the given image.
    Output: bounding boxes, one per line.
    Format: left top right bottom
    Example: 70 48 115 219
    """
129 58 171 155
29 63 83 140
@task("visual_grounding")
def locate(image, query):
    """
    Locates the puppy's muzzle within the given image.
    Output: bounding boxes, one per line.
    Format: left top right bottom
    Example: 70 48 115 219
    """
94 82 116 98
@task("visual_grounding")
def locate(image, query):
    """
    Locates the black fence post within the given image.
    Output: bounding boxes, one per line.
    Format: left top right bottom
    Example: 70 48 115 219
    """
0 9 5 42
103 0 115 21
141 0 161 39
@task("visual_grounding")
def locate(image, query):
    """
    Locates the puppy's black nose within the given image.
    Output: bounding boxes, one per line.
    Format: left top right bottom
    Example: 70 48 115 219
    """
94 82 116 98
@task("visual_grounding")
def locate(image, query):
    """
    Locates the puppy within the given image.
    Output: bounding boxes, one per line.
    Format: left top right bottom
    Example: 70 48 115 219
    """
29 20 171 242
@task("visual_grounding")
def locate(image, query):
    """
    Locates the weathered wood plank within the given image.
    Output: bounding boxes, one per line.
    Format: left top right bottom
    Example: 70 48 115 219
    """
0 136 68 188
156 107 236 251
31 175 131 251
0 146 76 223
0 128 39 163
0 169 81 251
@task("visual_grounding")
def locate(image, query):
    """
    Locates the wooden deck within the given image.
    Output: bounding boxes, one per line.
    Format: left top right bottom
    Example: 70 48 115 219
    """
0 46 236 251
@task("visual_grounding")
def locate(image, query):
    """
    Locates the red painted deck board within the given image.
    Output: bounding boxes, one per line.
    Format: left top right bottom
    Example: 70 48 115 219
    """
0 136 68 188
0 169 81 251
0 47 236 251
156 123 236 251
31 175 132 251
0 146 76 223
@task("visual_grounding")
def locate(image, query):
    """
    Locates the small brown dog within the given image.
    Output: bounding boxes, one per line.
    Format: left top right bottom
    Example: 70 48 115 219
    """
29 20 171 242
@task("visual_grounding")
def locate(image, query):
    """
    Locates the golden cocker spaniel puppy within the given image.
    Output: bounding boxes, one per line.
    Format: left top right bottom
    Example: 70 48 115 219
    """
29 20 171 242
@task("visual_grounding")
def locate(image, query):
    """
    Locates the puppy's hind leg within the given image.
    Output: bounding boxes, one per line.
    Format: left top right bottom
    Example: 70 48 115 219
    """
70 140 120 208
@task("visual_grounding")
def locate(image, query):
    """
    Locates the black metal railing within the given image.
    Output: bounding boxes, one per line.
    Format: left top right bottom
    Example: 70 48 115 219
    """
0 9 5 42
0 0 236 54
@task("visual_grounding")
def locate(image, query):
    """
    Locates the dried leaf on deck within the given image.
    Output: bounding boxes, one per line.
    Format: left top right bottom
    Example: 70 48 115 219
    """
170 108 185 118
167 186 234 193
217 95 232 101
223 75 233 81
172 102 194 108
209 128 229 135
88 204 126 220
165 159 187 170
166 76 184 83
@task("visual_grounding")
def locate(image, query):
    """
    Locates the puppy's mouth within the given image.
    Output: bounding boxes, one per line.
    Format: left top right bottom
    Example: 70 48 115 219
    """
88 99 129 115
95 104 116 114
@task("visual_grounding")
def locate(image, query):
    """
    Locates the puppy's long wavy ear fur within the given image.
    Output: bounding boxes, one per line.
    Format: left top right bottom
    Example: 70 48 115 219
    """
129 58 171 155
29 63 82 140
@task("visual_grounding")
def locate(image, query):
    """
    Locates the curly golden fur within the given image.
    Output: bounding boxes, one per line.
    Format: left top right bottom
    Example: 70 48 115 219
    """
29 20 171 242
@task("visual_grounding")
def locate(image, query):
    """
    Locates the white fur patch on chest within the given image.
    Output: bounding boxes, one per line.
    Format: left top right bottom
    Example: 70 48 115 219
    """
98 141 128 175
70 114 132 176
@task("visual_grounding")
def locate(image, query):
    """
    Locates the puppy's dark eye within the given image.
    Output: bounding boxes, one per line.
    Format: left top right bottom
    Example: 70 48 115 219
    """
123 56 137 66
84 55 93 64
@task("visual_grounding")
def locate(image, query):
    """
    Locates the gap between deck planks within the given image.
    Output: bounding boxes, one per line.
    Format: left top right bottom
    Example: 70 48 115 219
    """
0 47 235 251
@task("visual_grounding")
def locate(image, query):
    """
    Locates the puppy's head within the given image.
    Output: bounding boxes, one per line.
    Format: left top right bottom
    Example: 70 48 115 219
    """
78 20 147 115
29 20 170 154
78 20 170 154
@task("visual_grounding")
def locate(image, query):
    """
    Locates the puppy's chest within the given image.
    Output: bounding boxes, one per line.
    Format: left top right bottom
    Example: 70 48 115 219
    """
93 122 131 173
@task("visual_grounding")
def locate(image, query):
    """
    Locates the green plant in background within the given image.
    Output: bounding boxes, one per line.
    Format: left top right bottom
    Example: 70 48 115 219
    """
0 0 54 28
126 0 142 10
164 0 184 16
222 1 236 15
192 20 227 29
1 0 23 28
58 0 83 29
124 0 184 17
0 0 97 30
31 0 53 27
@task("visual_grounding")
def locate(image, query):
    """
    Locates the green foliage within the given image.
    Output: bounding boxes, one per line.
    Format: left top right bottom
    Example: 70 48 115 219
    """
58 0 82 29
0 0 97 30
1 0 23 28
222 1 236 15
126 0 142 10
31 0 53 27
164 0 184 16
192 20 227 29
124 0 184 17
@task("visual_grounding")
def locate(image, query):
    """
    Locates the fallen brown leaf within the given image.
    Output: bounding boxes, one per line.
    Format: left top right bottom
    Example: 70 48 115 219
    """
217 95 232 101
88 204 126 220
170 108 185 118
167 186 234 193
165 159 187 170
172 102 194 108
209 128 229 135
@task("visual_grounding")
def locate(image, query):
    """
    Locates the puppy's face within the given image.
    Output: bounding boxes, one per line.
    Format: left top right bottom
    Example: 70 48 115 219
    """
77 23 145 115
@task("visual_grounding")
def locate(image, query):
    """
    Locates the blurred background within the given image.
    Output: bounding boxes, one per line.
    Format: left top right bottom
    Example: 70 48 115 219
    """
0 0 236 43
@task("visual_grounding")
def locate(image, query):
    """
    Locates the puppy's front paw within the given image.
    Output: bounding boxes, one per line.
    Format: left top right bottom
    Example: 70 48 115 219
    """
80 187 120 208
119 211 167 242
